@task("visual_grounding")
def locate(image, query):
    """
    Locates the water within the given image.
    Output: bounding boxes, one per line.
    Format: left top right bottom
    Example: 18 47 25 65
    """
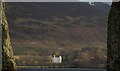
17 68 106 71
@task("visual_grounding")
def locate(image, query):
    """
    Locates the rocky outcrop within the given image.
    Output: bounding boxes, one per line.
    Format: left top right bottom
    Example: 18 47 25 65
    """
0 1 2 70
1 2 16 71
107 2 120 71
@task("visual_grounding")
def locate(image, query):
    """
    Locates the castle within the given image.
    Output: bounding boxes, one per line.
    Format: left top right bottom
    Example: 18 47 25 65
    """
52 55 62 63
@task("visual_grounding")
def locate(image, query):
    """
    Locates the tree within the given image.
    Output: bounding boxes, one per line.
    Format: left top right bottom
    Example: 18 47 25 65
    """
1 2 17 71
107 2 120 71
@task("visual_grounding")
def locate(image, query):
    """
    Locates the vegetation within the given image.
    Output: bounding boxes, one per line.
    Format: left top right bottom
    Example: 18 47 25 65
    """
14 46 107 68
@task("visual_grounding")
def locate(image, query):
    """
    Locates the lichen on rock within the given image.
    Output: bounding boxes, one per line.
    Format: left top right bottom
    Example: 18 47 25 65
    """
2 2 16 71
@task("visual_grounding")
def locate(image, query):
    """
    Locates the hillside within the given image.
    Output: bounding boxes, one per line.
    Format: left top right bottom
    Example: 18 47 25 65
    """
5 2 110 68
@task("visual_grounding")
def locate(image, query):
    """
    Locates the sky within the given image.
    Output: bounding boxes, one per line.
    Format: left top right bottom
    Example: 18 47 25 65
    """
79 0 112 2
3 0 119 2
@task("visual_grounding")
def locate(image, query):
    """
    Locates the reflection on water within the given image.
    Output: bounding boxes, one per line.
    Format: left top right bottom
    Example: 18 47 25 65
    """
17 68 106 71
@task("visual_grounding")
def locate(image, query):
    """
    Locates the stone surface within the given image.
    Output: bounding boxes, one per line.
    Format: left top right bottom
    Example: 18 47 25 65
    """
107 2 120 71
1 2 16 71
0 1 2 71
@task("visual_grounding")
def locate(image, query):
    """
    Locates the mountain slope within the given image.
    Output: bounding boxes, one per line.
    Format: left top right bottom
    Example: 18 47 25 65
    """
5 2 110 54
5 2 110 67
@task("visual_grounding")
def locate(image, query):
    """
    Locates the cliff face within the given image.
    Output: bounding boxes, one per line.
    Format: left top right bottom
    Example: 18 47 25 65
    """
2 2 16 71
107 2 120 71
0 2 2 70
